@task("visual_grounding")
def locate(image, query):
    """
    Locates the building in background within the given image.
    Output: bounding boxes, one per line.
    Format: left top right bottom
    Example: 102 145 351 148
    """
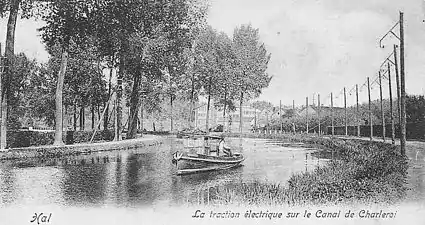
194 101 219 131
194 102 257 133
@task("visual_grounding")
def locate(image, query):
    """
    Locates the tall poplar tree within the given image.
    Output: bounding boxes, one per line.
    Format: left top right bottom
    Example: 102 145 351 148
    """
232 24 272 134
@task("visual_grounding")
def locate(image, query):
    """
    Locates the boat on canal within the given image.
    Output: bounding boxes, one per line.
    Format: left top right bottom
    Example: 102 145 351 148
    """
172 135 244 175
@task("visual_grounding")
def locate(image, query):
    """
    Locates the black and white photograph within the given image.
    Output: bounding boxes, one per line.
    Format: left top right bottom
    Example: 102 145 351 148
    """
0 0 424 224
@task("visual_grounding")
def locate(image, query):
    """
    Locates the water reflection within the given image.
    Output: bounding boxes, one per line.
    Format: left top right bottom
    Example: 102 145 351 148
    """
0 137 335 208
62 163 107 206
0 166 16 205
0 166 65 206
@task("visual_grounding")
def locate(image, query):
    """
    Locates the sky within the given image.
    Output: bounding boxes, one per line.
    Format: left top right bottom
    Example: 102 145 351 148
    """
1 0 425 108
207 0 425 107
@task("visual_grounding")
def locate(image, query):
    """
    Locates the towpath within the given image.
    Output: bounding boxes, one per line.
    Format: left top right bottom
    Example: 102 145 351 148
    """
0 134 164 160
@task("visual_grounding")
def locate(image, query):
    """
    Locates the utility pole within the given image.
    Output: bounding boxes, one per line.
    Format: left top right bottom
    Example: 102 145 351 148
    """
306 97 309 134
380 12 405 153
344 87 347 136
400 12 406 155
318 94 321 135
394 44 401 135
379 70 385 141
368 77 373 141
388 62 395 144
331 92 334 136
399 11 406 155
356 84 360 137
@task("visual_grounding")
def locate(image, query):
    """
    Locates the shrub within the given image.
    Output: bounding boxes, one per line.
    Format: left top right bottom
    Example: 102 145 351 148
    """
6 129 115 148
7 130 54 148
208 134 408 206
72 130 114 143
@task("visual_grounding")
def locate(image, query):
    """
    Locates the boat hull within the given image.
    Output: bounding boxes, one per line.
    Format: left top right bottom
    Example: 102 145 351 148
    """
172 152 244 175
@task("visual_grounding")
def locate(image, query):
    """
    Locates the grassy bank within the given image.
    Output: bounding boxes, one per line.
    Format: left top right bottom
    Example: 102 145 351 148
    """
213 133 408 206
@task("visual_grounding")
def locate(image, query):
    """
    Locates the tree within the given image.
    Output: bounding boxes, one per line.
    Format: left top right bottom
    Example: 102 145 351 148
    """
91 1 134 140
7 53 38 129
0 0 47 149
191 26 240 133
39 0 95 146
212 32 238 132
251 100 274 130
49 40 108 131
232 24 272 135
24 62 56 126
406 95 425 123
1 0 25 148
117 0 208 139
193 26 221 132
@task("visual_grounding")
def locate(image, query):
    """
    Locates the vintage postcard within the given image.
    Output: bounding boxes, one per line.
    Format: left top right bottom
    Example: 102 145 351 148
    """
0 0 424 224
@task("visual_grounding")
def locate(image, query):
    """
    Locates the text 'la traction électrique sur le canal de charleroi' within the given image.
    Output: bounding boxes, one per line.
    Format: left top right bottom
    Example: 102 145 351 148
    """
191 209 398 220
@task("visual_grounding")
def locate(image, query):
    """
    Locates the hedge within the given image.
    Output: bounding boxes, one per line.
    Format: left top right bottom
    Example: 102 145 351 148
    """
6 130 114 148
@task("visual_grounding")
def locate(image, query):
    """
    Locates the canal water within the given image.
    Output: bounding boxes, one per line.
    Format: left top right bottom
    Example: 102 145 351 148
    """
0 137 327 208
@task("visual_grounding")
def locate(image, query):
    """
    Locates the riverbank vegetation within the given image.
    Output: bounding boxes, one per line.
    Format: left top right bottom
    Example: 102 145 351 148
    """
213 134 408 206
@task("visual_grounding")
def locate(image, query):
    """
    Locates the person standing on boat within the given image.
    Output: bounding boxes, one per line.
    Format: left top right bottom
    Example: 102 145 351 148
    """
219 137 232 157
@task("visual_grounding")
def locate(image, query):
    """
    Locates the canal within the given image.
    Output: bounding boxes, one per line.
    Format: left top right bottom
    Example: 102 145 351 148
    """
0 137 328 208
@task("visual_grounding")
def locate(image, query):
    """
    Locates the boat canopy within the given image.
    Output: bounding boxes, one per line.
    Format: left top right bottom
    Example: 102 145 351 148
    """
203 135 224 140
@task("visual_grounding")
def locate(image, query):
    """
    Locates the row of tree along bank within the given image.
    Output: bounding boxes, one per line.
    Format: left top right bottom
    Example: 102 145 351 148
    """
0 0 271 149
216 133 408 206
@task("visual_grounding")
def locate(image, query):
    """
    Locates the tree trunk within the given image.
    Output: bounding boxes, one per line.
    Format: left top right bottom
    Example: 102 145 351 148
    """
1 0 20 149
254 110 257 132
140 102 144 135
189 73 195 129
239 91 243 136
97 103 101 130
223 87 227 132
170 95 174 132
63 105 68 132
266 112 269 133
114 52 124 141
91 103 95 130
104 64 113 130
205 77 212 133
126 75 141 139
53 49 68 146
113 97 117 139
79 105 85 131
73 102 77 131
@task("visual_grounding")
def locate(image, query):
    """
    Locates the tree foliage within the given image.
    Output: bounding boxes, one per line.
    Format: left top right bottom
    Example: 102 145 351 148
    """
1 0 278 147
232 24 272 100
